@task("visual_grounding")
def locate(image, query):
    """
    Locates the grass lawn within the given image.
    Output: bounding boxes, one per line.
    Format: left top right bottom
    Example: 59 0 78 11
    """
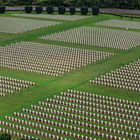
0 12 140 124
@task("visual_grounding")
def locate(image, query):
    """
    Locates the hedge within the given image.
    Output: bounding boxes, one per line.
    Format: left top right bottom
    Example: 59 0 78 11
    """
69 7 76 15
0 6 5 14
92 6 100 15
58 6 65 14
47 6 54 14
35 6 43 14
25 6 32 13
81 7 88 15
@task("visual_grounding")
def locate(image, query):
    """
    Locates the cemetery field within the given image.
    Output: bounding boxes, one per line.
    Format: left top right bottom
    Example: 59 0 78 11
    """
0 12 140 139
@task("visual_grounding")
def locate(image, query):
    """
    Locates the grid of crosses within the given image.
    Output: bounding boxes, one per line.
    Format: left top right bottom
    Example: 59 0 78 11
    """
0 76 35 98
0 41 113 77
0 17 61 34
97 19 140 30
13 14 91 21
90 59 140 92
0 89 139 140
40 27 140 50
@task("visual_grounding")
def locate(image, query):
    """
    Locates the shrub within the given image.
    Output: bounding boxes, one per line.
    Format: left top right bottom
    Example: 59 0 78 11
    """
69 7 76 15
46 6 54 14
35 6 43 14
25 6 32 14
81 7 88 15
58 6 65 14
0 6 5 14
0 134 11 140
92 6 100 15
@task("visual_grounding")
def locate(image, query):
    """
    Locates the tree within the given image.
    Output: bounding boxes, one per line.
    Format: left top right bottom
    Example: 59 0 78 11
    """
0 0 140 8
64 0 74 6
49 0 64 6
33 0 47 5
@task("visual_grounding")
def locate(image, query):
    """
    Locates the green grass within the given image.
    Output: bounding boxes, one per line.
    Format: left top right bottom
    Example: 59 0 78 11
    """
0 33 16 41
0 12 140 123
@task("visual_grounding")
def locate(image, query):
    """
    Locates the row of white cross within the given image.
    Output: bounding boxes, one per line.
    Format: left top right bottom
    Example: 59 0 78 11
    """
0 17 61 34
0 41 113 76
0 76 35 98
40 27 140 50
90 59 140 92
97 19 140 30
0 127 39 140
1 90 139 140
13 14 91 21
